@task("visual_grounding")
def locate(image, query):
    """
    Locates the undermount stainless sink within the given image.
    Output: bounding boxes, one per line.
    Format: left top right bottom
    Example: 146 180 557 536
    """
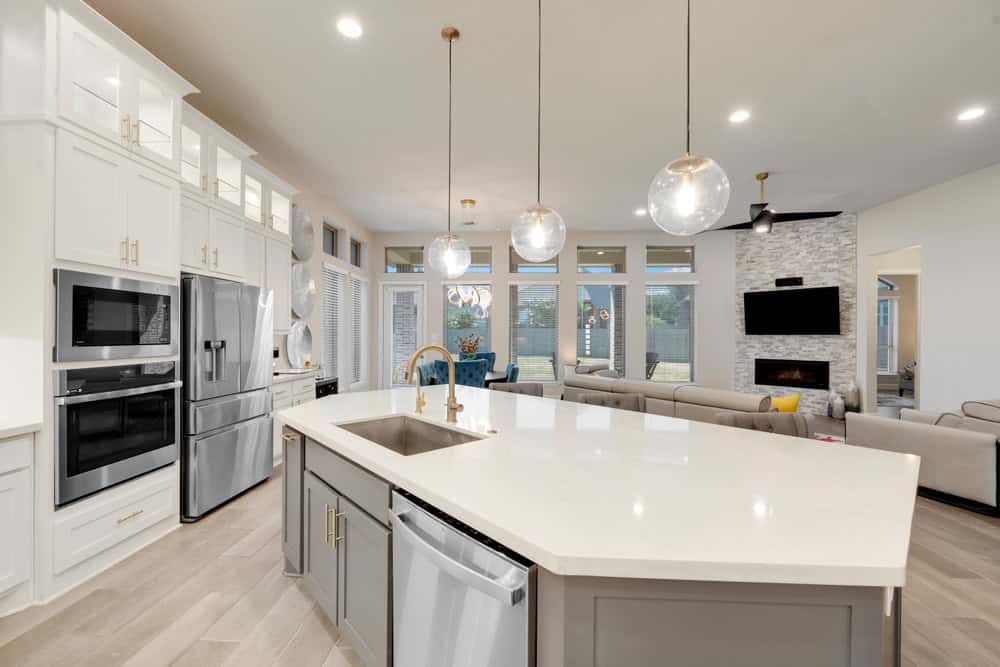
337 415 481 456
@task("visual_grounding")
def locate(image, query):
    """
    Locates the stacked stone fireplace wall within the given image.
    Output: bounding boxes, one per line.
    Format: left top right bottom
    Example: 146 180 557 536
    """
735 215 857 414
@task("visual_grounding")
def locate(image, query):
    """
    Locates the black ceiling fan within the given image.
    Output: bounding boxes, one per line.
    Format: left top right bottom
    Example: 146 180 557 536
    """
715 172 842 233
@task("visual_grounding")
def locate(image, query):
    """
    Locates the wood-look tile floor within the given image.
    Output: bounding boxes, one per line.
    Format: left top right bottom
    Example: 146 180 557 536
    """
2 471 1000 666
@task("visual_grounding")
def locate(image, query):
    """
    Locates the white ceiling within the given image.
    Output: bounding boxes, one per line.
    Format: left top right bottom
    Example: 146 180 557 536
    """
87 0 1000 232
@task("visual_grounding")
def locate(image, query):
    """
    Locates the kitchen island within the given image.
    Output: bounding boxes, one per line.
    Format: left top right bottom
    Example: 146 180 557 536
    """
279 385 919 667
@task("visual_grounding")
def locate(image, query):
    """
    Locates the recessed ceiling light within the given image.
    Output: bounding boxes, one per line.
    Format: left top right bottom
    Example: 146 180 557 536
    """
729 109 751 124
634 207 647 217
336 17 363 39
957 106 986 122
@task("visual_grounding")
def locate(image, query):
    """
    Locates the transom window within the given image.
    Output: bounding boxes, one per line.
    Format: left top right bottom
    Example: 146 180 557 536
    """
646 246 694 273
577 247 626 273
385 247 424 273
510 247 558 273
466 247 493 273
323 223 339 257
350 239 363 268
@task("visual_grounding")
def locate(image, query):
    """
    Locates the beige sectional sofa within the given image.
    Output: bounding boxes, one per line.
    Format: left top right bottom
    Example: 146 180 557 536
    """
561 371 772 423
846 400 1000 514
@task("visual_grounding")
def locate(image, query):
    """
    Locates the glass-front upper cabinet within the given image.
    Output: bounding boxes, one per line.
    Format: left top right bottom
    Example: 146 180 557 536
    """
244 175 263 224
180 125 202 190
58 12 124 144
215 146 242 209
270 190 290 235
134 74 174 166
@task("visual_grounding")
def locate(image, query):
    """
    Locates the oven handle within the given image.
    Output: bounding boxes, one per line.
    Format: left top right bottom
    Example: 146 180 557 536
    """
54 381 183 405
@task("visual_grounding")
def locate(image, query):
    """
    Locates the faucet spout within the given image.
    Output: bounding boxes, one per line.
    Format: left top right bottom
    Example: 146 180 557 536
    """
405 344 464 424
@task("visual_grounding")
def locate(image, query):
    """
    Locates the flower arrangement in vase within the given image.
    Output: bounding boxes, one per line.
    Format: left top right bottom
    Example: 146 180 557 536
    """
457 333 482 360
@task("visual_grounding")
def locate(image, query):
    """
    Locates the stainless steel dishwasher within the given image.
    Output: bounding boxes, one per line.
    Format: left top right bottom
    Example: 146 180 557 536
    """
391 491 536 667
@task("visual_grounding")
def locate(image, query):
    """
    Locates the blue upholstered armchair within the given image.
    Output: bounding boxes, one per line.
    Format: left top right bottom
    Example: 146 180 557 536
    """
473 351 496 372
433 359 489 388
415 362 439 386
505 362 519 384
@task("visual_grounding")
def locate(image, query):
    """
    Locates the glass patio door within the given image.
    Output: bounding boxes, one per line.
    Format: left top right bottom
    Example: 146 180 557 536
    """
382 285 424 387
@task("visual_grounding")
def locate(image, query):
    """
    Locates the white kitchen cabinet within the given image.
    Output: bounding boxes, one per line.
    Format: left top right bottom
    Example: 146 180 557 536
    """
209 210 244 277
55 129 179 279
180 198 244 278
180 125 203 191
57 11 190 171
126 162 179 277
244 230 266 287
54 130 129 271
269 189 291 236
0 435 33 599
244 174 263 225
215 146 242 209
267 237 292 332
180 103 255 209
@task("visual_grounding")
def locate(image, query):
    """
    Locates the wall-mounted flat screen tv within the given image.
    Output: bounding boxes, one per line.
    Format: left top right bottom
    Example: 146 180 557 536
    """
743 286 841 335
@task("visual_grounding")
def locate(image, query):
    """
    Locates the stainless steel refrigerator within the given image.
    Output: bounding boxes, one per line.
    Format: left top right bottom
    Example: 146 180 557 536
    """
181 273 274 521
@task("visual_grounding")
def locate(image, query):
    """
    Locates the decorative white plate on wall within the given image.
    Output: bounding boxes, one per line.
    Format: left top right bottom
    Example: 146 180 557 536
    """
291 263 316 318
287 321 313 369
291 206 314 261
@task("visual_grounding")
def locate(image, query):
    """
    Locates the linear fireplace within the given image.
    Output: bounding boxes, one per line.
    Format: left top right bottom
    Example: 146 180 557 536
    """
755 358 830 390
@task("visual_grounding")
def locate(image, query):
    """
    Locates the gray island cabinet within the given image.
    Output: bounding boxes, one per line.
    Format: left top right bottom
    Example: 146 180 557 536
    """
282 428 391 667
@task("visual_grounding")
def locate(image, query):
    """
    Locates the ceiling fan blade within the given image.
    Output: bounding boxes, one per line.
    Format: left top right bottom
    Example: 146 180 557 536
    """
772 211 842 223
713 221 755 231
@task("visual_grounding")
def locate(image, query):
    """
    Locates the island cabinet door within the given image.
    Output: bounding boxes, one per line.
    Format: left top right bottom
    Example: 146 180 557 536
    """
338 497 391 667
303 471 340 624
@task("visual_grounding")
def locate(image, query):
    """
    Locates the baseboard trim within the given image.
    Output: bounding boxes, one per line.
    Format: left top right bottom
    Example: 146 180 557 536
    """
917 486 999 517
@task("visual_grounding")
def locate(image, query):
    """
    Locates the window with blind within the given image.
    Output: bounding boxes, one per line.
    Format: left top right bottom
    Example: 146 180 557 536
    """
510 284 559 381
467 247 492 273
645 284 693 382
577 247 626 273
646 246 694 272
385 247 424 273
577 285 626 373
510 247 558 273
321 266 344 379
350 277 366 383
444 285 492 355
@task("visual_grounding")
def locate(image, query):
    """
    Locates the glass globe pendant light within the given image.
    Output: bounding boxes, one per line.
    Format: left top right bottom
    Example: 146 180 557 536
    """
511 0 566 263
428 27 472 279
647 0 730 236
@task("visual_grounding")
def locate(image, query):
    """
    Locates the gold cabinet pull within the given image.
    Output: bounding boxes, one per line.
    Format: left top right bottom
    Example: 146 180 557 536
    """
132 120 141 146
121 237 129 263
214 179 220 197
121 114 131 144
131 239 139 265
201 175 208 193
117 509 144 525
213 248 219 268
280 432 300 442
334 512 344 545
324 503 331 544
326 505 336 544
201 244 208 265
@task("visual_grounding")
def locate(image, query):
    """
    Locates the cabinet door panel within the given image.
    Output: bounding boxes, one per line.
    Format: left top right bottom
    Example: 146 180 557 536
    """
209 210 244 278
338 497 390 667
244 232 266 287
134 71 176 169
55 131 127 270
304 471 339 624
0 469 32 597
58 12 124 144
180 197 210 270
266 238 291 332
127 164 178 278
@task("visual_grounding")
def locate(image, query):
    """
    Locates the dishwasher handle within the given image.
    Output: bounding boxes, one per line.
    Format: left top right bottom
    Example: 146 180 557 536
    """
392 511 526 607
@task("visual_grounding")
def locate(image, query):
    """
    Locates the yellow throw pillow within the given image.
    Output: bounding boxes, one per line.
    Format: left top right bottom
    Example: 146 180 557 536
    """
771 393 801 413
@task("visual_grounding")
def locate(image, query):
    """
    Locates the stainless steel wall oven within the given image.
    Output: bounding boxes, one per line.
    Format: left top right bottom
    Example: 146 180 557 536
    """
54 362 181 506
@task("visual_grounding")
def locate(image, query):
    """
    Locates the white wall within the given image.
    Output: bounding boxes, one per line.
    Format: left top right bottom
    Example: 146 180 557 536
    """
367 228 735 389
857 161 1000 412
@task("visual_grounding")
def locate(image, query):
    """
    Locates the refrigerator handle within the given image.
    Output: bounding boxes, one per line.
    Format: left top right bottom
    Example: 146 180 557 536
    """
216 340 227 382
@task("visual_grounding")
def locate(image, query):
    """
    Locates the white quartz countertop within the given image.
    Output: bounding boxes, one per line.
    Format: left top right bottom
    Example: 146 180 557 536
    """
279 386 919 587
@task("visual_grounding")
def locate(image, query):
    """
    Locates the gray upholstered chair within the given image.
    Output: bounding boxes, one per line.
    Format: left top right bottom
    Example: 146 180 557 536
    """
569 391 645 413
715 411 815 439
490 382 544 397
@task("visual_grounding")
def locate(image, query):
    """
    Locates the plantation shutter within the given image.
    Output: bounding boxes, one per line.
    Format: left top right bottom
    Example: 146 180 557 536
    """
321 266 343 379
350 277 363 383
509 284 559 381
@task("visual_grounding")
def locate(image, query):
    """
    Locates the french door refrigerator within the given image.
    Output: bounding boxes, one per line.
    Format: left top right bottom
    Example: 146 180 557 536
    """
181 273 274 521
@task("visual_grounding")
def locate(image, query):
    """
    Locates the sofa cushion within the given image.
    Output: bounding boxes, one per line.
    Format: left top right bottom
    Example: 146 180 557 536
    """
674 386 771 413
645 397 675 417
935 412 1000 440
770 393 801 413
716 412 814 438
563 385 616 403
563 372 622 393
578 392 645 413
618 379 684 401
900 408 940 425
961 400 1000 423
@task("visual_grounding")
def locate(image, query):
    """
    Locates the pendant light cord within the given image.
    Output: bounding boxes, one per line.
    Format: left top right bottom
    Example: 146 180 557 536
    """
536 0 542 204
685 0 691 155
447 36 454 234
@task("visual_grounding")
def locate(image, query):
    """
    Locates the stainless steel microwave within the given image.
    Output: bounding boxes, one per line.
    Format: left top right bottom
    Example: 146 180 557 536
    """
54 269 179 362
